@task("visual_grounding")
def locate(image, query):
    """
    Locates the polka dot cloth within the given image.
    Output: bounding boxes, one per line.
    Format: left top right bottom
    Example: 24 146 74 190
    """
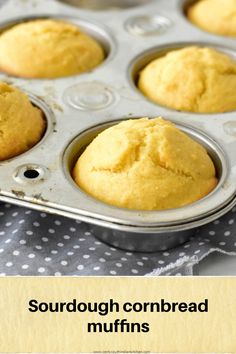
0 202 235 276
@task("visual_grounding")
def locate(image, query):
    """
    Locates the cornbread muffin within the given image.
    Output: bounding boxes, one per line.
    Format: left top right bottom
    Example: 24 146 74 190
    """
138 46 236 113
188 0 236 38
73 118 217 210
0 19 105 78
0 82 45 160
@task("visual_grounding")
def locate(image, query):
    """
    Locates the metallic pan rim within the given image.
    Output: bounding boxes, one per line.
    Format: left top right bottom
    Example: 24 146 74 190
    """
62 118 234 227
0 192 235 234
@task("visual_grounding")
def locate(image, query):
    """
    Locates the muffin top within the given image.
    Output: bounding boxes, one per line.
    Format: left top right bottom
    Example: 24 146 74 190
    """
0 19 105 78
138 46 236 113
0 82 45 160
188 0 236 38
73 118 218 210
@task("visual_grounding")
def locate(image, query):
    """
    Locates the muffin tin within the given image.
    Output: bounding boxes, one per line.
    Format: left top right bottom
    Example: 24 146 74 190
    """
0 0 236 251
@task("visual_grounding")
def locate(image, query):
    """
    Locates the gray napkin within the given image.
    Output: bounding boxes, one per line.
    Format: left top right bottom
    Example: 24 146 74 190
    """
0 202 235 276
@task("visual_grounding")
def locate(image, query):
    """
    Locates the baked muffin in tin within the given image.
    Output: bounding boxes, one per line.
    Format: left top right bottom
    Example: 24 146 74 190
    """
0 19 105 78
73 117 218 210
0 82 46 160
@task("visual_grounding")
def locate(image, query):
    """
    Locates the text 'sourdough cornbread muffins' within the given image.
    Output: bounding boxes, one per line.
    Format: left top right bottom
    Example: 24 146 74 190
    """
73 118 218 211
138 46 236 113
0 19 105 78
187 0 236 38
0 82 45 160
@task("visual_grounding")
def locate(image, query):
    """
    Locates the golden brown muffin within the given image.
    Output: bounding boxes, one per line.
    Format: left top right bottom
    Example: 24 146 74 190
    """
73 118 218 210
0 19 105 78
188 0 236 38
0 82 45 160
138 46 236 113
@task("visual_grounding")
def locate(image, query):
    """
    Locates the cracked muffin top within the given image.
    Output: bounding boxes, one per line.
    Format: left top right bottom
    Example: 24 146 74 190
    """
73 117 218 210
0 19 105 78
138 46 236 113
187 0 236 38
0 82 45 160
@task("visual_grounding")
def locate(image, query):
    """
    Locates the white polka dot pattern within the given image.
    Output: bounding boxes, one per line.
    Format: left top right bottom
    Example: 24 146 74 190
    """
0 202 235 276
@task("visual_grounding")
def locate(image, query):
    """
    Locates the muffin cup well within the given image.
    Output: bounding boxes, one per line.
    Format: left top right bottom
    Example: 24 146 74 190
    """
0 93 54 163
57 0 152 11
85 194 236 252
0 15 115 79
129 42 236 114
180 0 236 39
61 118 233 251
63 118 229 223
90 224 194 252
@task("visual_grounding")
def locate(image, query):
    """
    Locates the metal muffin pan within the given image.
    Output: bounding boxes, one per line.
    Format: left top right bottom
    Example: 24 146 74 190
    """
0 0 235 252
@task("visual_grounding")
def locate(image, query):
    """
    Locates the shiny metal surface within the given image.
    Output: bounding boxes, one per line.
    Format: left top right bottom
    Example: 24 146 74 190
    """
57 0 152 11
90 225 194 252
0 0 235 251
